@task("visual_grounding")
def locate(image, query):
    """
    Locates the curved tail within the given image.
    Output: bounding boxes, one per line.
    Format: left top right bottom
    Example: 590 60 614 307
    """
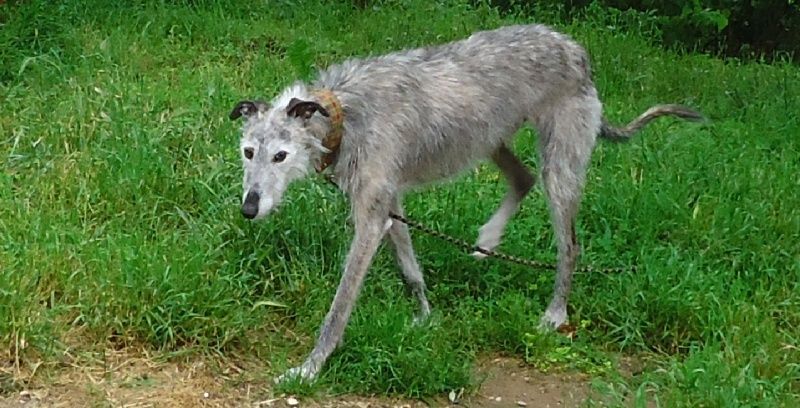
600 104 704 142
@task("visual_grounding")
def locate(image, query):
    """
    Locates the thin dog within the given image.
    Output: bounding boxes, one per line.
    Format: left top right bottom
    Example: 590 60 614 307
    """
229 23 702 382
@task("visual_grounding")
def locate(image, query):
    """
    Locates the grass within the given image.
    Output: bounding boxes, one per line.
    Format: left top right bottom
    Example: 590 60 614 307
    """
1 0 799 405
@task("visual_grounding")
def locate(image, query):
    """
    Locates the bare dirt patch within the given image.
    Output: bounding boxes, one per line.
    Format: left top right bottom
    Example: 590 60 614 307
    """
463 356 590 408
1 352 594 408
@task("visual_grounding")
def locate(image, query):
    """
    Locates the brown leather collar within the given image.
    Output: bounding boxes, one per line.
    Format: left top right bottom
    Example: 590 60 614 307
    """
312 89 344 173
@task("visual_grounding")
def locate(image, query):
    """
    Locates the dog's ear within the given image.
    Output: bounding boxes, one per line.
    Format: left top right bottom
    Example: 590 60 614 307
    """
286 98 329 120
229 100 269 120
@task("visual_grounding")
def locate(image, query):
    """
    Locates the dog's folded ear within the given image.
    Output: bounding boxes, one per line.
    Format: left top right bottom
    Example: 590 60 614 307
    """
229 100 269 120
286 98 329 119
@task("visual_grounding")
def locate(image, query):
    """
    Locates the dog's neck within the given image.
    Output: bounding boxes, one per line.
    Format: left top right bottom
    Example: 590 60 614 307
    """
311 89 344 173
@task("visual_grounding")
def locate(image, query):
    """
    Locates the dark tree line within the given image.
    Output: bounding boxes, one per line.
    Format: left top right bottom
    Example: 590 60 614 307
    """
488 0 800 61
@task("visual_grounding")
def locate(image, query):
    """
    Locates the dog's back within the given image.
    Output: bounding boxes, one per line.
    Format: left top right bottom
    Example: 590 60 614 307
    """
314 24 596 186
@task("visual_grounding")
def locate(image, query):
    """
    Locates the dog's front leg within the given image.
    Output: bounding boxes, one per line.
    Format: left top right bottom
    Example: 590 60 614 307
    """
277 188 392 383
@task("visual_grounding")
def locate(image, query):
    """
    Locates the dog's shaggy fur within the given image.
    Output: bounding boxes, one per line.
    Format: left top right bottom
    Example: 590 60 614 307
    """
229 23 702 382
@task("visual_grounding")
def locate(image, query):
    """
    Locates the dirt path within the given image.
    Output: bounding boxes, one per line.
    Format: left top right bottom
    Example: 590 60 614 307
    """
1 352 593 408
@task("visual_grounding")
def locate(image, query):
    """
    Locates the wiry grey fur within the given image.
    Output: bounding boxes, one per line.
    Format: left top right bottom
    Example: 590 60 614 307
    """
229 24 702 382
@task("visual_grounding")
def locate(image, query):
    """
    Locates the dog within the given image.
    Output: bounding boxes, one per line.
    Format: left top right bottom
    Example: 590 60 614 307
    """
228 23 702 382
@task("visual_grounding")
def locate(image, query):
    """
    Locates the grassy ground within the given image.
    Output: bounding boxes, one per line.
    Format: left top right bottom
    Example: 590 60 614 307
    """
1 0 798 406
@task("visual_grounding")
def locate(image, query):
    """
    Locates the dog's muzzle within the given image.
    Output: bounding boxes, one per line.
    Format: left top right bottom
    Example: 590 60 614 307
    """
241 191 260 219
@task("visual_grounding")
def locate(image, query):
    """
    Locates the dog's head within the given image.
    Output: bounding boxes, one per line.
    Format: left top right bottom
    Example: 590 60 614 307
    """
229 86 331 220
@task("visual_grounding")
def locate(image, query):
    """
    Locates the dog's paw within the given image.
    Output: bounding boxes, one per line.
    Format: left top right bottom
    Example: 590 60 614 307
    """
538 306 568 331
473 224 502 260
409 294 432 326
412 310 432 327
470 250 489 260
274 361 319 384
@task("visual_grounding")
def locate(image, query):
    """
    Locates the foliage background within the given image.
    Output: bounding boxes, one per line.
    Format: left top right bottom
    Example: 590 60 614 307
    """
481 0 800 61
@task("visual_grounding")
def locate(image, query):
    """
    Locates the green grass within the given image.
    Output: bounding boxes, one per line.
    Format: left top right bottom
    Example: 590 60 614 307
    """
1 0 799 405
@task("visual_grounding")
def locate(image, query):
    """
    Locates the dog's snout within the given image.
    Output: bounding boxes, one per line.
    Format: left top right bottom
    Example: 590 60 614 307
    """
241 191 260 219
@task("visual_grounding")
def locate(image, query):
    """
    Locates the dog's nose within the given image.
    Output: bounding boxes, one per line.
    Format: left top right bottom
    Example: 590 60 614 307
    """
241 191 260 219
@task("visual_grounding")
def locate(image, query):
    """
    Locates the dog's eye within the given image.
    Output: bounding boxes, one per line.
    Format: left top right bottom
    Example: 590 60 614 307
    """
273 151 288 163
243 147 254 160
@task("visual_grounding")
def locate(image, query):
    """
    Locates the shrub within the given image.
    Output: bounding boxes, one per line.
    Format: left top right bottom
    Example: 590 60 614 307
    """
488 0 800 61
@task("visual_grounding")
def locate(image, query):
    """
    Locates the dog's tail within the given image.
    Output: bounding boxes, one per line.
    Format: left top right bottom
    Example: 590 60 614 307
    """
599 104 704 142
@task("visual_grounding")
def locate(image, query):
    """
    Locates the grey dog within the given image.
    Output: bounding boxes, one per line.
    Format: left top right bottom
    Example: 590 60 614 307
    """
229 23 702 382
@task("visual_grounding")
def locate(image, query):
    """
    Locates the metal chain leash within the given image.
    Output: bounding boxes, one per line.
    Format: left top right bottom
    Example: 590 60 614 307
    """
388 212 558 271
323 176 635 274
389 213 634 274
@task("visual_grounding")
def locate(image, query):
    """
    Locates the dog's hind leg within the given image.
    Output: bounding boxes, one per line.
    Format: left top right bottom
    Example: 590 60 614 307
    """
473 144 536 259
537 92 601 329
386 197 431 322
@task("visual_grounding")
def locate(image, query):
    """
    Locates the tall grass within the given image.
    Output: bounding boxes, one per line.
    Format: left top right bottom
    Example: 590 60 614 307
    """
1 0 798 404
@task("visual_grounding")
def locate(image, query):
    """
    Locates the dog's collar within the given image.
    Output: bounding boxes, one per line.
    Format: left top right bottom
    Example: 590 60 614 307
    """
312 89 344 173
